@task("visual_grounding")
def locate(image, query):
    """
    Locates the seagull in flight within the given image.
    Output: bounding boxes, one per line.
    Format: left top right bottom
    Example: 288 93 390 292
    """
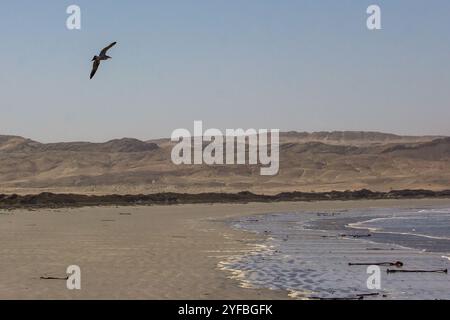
90 42 117 79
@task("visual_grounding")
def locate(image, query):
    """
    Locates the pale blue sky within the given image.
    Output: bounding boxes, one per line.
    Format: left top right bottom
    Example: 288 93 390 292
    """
1 0 449 142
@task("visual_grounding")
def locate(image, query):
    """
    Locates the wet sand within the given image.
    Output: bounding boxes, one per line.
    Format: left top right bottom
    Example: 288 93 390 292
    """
1 199 450 299
225 205 450 299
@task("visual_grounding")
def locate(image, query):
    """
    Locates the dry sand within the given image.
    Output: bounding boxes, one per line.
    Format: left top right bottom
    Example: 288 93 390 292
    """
1 199 450 299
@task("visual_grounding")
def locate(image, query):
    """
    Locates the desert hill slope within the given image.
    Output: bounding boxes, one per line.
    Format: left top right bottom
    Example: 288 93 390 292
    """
0 132 448 195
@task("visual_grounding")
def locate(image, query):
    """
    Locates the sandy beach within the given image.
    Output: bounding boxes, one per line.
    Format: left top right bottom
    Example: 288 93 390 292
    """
1 199 450 299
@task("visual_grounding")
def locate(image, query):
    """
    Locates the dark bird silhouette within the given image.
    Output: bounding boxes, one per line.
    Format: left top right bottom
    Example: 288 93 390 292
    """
90 42 117 79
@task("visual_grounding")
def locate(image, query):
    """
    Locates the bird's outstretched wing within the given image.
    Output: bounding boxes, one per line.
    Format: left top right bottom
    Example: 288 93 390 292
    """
90 60 100 79
100 42 117 56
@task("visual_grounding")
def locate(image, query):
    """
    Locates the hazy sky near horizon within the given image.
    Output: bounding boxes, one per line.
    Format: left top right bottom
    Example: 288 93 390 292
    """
1 0 450 142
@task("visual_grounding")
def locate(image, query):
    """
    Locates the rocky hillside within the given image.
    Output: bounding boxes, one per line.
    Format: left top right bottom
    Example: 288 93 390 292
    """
0 132 448 194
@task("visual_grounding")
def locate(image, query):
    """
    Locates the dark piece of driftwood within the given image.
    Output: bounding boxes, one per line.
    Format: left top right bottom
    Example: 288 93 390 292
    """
321 234 372 239
349 261 403 267
356 293 380 298
312 293 380 300
387 269 447 274
40 276 69 280
340 234 372 238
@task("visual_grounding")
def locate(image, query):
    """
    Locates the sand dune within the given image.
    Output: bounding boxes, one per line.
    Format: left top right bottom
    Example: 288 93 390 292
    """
0 131 449 194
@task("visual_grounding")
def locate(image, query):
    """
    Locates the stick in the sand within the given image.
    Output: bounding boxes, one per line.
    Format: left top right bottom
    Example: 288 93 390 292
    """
387 269 447 274
356 293 380 298
312 293 380 300
40 276 69 280
340 234 372 238
349 261 403 267
321 234 372 239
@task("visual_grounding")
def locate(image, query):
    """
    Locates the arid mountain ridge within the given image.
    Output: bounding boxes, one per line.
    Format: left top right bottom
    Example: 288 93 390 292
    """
0 131 449 195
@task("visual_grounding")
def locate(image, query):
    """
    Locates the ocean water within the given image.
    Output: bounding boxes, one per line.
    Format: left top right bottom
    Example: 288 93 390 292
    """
220 206 450 299
351 208 450 240
314 207 450 255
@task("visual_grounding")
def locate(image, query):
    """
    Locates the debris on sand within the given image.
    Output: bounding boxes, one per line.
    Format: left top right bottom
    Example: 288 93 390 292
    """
387 269 447 274
349 261 403 267
340 234 372 238
312 293 380 300
40 276 69 280
321 234 372 239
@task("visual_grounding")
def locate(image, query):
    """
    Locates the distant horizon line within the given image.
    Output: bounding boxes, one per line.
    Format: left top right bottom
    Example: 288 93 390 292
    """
0 130 447 145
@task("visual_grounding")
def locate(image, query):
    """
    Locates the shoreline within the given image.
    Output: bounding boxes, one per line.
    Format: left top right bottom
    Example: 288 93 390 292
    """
223 200 450 300
1 199 450 299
